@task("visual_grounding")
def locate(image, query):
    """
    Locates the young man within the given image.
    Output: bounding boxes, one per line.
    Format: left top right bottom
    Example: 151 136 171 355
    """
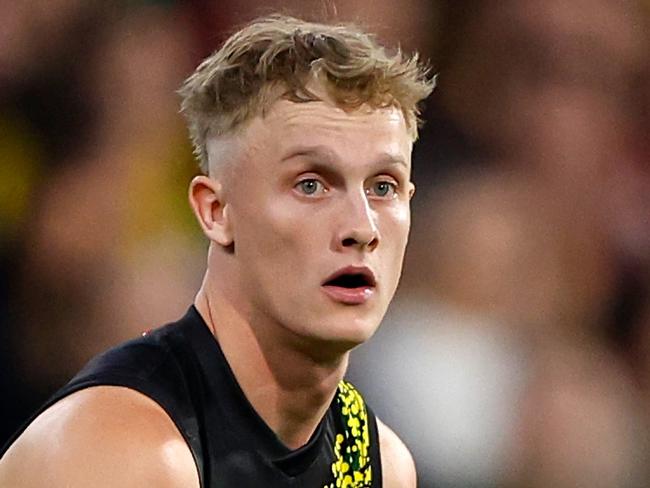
0 15 432 487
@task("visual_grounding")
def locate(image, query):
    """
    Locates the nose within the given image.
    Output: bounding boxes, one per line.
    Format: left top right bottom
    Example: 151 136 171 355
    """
335 191 379 252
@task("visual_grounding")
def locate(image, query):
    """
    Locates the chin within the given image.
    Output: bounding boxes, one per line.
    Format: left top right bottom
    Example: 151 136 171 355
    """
283 308 382 355
313 316 378 350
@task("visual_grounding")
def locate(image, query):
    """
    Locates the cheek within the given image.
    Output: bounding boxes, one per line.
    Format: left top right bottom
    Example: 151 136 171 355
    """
237 200 316 265
382 204 411 252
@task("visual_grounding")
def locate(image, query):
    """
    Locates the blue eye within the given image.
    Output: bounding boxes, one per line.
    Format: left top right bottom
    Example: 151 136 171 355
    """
296 179 325 195
368 181 397 198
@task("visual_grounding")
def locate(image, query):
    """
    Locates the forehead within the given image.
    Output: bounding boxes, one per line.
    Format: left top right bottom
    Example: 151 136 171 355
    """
243 97 412 162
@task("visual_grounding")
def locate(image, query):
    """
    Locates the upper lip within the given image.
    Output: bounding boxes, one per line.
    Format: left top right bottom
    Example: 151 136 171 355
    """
322 265 377 288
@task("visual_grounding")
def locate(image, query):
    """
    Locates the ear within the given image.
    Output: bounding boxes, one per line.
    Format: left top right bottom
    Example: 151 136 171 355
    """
408 181 416 201
189 175 233 247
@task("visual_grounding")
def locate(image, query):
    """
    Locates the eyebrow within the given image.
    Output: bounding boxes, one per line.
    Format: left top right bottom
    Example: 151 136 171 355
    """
281 145 409 169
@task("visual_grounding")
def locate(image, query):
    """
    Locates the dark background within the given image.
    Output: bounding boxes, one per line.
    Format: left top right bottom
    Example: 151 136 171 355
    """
1 1 649 486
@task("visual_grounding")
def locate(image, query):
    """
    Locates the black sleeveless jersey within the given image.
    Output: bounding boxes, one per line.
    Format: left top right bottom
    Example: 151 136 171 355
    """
2 307 382 487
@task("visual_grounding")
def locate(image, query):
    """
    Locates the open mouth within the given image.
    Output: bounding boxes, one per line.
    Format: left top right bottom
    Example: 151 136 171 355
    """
322 267 376 305
324 273 374 289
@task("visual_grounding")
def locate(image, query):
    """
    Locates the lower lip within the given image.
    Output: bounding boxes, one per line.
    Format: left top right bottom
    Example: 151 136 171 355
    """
321 286 374 305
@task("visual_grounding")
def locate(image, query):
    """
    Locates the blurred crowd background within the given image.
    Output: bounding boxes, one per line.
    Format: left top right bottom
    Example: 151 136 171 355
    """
1 0 649 486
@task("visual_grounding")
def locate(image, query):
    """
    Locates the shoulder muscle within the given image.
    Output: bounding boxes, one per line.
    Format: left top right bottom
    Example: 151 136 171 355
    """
378 418 416 488
0 386 199 488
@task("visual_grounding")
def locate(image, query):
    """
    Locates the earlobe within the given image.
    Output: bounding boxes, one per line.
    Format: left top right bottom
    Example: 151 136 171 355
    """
188 175 233 247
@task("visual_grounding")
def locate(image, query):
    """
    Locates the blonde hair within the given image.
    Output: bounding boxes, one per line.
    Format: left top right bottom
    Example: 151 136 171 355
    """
179 14 434 172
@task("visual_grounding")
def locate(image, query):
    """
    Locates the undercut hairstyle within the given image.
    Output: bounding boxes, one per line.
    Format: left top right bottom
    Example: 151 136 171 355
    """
179 14 434 173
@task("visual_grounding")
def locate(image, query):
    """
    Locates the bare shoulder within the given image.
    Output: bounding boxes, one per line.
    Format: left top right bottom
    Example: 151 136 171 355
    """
377 418 417 488
0 386 199 488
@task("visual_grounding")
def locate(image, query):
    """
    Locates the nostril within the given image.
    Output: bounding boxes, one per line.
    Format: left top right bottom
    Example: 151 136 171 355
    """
341 236 379 249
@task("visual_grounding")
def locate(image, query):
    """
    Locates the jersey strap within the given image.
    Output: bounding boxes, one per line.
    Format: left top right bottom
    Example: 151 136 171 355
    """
325 380 374 488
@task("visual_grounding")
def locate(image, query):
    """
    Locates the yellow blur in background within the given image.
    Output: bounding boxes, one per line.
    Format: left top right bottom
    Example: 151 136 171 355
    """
1 1 649 487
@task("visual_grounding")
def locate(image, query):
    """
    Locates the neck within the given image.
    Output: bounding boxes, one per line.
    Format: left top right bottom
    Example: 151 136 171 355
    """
194 275 349 449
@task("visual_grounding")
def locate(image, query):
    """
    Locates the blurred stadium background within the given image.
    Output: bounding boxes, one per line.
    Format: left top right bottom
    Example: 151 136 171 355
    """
1 1 649 486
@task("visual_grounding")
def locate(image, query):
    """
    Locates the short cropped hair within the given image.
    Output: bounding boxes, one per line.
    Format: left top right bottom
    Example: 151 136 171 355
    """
179 14 434 173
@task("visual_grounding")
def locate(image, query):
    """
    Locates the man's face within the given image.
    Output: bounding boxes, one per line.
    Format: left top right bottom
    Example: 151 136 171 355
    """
219 94 413 350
